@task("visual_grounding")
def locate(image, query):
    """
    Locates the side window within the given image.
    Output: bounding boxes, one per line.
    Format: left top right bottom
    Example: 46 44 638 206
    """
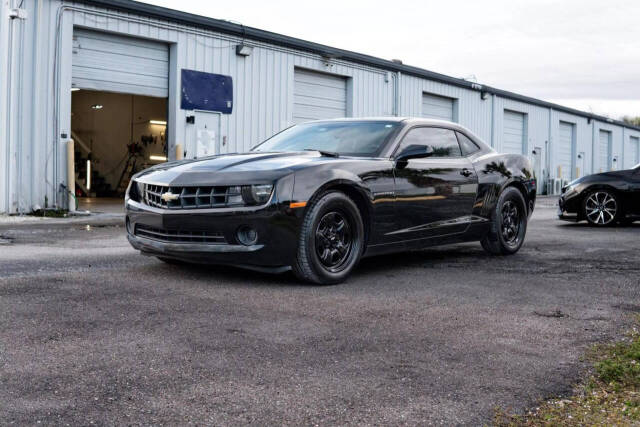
456 132 480 156
396 127 462 158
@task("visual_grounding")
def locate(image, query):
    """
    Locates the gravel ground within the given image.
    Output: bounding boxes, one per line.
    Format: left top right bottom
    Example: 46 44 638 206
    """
0 201 638 425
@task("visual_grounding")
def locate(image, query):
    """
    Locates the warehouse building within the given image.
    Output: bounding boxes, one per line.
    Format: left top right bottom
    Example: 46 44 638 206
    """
2 0 640 214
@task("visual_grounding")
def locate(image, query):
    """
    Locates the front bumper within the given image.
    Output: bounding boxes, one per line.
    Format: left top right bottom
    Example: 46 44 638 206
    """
557 192 582 222
125 199 301 268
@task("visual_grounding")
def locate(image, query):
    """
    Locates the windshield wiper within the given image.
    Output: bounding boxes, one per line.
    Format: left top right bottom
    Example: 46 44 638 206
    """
304 148 340 158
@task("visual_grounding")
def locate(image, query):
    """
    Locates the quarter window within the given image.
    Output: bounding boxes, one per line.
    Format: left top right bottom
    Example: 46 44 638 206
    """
396 127 462 158
456 132 480 156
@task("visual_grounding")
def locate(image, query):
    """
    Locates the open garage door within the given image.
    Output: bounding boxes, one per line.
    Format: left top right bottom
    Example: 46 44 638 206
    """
558 121 575 180
599 130 612 172
293 68 347 123
503 110 526 154
630 136 639 166
421 93 455 122
72 28 169 97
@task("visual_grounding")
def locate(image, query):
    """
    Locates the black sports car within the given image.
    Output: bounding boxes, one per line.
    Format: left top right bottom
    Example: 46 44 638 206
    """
558 164 640 226
126 118 536 284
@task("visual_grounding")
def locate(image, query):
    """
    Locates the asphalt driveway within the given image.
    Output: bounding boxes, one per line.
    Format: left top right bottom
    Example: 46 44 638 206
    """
1 199 638 425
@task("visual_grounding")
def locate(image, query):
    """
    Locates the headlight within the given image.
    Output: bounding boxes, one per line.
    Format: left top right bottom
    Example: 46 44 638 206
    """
241 184 273 205
562 183 579 195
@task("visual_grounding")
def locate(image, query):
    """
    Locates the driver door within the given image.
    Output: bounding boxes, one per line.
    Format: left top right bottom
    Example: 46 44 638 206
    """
390 126 478 240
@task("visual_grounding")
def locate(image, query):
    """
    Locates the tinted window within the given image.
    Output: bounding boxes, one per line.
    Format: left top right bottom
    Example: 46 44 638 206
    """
456 132 480 156
252 121 400 157
396 127 461 158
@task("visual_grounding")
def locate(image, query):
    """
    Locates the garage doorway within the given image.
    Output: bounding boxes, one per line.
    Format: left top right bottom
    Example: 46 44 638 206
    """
70 28 169 206
71 91 167 200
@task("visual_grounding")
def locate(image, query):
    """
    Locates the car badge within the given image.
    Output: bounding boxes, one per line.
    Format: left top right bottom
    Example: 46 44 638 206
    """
160 191 180 202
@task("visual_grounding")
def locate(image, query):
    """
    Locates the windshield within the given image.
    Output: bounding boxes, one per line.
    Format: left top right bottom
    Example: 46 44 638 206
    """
252 121 401 157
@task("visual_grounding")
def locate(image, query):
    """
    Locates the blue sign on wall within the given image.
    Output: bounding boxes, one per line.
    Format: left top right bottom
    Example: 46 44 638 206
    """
180 69 233 113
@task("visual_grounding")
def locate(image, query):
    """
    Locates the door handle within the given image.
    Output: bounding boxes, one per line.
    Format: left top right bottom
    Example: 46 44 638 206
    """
461 168 473 177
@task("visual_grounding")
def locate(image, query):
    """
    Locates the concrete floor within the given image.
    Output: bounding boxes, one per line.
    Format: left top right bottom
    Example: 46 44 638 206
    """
0 202 638 425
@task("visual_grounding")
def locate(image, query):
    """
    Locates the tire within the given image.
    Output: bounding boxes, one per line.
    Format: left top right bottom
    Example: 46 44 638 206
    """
481 186 528 255
293 191 364 285
582 189 621 227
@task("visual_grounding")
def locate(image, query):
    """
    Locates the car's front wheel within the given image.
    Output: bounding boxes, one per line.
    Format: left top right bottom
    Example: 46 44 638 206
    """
293 191 364 285
481 186 528 255
582 189 620 226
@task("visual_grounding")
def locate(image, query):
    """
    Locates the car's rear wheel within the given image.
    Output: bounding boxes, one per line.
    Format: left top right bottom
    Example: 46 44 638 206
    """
481 186 528 255
583 189 620 227
293 191 364 285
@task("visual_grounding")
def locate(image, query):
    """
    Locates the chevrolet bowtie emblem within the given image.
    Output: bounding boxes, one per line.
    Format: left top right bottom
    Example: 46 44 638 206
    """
160 191 180 202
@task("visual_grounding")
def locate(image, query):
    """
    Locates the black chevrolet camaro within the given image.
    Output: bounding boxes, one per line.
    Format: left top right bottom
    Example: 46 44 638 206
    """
558 164 640 226
126 118 536 284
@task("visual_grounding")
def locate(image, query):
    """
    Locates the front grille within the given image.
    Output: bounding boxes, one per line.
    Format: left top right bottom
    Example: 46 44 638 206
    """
143 184 243 209
135 224 226 244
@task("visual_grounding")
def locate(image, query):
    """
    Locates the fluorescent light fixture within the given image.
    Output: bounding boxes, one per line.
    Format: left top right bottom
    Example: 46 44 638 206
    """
236 44 253 56
91 104 103 110
86 160 91 190
71 87 80 92
149 120 167 125
149 155 167 161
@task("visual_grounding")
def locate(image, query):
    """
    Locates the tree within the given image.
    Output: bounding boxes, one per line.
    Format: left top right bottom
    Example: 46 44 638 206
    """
622 116 640 126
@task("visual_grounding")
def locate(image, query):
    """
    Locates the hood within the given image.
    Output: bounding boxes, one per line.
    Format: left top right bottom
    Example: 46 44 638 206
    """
566 169 629 187
134 151 341 186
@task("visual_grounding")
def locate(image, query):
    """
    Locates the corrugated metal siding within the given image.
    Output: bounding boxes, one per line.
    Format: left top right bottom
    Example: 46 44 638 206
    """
599 130 612 172
557 121 574 179
502 110 525 155
292 68 347 123
72 28 169 97
421 93 454 121
2 0 640 213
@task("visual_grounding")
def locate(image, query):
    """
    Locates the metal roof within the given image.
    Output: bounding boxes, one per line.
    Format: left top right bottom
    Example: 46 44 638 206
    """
77 0 640 132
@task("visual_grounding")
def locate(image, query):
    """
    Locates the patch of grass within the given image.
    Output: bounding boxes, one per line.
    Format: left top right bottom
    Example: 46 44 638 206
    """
29 209 69 218
494 317 640 426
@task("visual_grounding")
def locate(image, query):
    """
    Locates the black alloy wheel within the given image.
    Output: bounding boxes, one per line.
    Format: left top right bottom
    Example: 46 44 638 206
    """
315 211 353 272
293 191 364 285
500 200 522 249
481 186 528 255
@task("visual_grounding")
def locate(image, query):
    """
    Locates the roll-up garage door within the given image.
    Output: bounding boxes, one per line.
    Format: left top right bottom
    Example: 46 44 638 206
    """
599 130 612 172
503 110 525 154
558 121 575 180
421 93 455 122
72 28 169 97
293 68 347 123
630 136 640 166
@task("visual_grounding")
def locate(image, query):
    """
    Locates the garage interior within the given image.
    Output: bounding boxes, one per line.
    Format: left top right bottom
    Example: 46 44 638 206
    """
71 90 167 199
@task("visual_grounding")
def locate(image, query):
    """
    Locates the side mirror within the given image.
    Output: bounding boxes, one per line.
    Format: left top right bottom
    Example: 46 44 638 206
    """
396 144 434 162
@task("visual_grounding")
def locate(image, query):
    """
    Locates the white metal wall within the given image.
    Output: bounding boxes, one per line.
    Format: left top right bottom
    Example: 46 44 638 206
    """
2 0 640 213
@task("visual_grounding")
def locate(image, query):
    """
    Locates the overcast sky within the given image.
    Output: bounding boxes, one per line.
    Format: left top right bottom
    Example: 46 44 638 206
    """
146 0 640 119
